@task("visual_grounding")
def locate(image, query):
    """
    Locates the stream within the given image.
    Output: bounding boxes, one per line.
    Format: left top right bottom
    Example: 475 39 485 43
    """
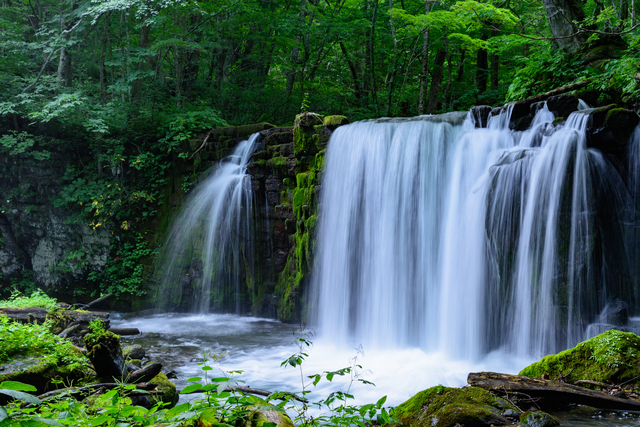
111 313 640 426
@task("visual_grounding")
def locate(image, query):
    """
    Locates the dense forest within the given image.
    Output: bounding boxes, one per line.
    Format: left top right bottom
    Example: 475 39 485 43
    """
1 0 640 302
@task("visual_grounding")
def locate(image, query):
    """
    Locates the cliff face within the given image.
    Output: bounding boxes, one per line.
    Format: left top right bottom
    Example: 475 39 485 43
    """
0 143 110 294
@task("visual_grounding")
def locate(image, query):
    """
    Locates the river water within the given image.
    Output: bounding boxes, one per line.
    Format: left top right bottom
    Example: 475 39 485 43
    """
111 312 530 407
112 313 640 425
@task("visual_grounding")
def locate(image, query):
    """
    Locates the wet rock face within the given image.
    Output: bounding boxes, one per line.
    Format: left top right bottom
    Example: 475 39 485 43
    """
530 94 580 119
246 115 347 321
0 147 110 293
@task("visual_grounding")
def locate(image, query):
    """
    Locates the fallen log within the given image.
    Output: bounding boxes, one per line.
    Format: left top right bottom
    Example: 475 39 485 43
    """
127 362 163 384
0 307 110 329
468 372 640 411
180 385 307 403
108 328 140 336
73 293 113 310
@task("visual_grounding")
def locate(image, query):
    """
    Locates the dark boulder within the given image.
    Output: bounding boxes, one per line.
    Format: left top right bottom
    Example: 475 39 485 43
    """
530 94 579 119
470 105 493 128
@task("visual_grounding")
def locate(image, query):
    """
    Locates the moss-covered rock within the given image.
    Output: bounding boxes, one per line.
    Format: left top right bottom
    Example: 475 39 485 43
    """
247 402 294 427
395 385 517 427
149 372 179 408
84 330 125 381
0 349 88 395
323 115 349 129
519 410 560 427
45 310 74 334
519 330 640 387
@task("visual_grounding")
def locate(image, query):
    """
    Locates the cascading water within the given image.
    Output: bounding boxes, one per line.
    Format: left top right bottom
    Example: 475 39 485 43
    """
154 134 258 313
312 106 633 359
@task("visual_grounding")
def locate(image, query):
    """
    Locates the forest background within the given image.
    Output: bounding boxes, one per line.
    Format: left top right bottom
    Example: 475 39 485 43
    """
1 0 640 301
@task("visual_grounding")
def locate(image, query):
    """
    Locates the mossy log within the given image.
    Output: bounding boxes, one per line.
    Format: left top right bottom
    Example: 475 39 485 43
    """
0 307 110 329
467 372 640 411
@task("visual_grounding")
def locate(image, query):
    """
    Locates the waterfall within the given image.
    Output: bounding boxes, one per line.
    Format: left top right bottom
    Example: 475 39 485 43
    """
154 134 258 313
312 108 632 359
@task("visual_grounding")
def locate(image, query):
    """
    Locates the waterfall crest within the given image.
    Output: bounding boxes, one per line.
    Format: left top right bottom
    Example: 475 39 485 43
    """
312 108 633 358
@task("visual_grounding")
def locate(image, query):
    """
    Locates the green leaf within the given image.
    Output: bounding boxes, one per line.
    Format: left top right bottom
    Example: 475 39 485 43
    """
90 415 114 426
33 419 64 426
376 395 387 407
186 377 202 382
0 381 37 392
0 389 41 405
0 406 7 422
166 402 191 417
181 384 203 394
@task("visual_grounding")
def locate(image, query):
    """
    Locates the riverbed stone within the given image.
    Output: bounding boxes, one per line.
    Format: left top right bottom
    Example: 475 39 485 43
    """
123 344 145 360
520 410 560 427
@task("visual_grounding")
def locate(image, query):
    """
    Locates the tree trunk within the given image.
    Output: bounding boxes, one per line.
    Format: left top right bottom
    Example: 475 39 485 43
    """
133 20 151 101
286 0 307 98
384 0 400 116
476 33 488 95
417 1 432 114
426 48 446 113
99 14 109 104
543 0 586 52
490 53 499 92
367 0 379 115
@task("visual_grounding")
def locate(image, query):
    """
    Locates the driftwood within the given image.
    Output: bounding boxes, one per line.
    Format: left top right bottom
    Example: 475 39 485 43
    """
127 363 162 384
468 372 640 411
73 293 113 310
180 386 307 403
108 327 140 336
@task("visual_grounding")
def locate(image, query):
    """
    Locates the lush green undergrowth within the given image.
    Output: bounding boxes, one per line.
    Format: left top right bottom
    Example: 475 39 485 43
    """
0 293 396 427
0 290 59 310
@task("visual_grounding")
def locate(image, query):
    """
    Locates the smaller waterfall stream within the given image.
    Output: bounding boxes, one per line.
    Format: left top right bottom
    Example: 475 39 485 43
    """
154 134 258 313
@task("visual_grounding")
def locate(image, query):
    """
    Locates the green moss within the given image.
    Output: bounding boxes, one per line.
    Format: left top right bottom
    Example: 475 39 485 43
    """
247 402 294 427
84 330 120 356
323 115 349 127
45 310 74 334
275 129 328 322
396 386 515 427
149 372 178 408
519 330 640 386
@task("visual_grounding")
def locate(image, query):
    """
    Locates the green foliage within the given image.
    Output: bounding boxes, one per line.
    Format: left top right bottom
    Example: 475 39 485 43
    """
506 45 591 101
0 289 58 310
88 233 153 297
0 316 88 370
158 107 229 153
6 271 37 297
0 381 41 423
1 325 395 427
0 131 50 160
